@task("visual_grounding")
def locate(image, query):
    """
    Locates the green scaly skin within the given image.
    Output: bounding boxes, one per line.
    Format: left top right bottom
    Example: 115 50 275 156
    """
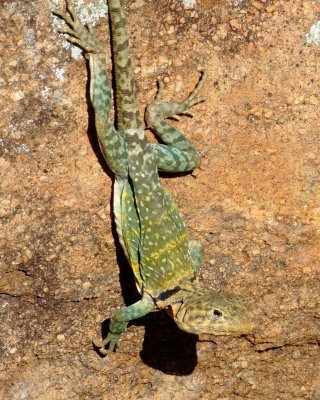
54 0 253 354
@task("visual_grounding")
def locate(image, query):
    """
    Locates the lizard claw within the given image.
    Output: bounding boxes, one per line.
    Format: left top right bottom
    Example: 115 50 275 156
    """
53 0 103 54
155 80 165 100
171 114 181 121
184 111 195 118
146 70 207 126
92 334 118 355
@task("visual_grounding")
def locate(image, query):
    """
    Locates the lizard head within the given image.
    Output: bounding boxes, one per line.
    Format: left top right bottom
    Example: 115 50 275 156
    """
171 290 253 336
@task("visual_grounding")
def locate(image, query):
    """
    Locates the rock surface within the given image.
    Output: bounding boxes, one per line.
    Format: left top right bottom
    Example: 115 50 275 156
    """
1 0 319 399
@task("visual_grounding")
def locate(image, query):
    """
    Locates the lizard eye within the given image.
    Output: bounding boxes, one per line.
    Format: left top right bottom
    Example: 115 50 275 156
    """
211 309 223 320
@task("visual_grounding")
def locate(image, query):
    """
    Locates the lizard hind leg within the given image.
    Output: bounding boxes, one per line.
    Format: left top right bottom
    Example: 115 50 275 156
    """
146 71 207 173
54 0 128 178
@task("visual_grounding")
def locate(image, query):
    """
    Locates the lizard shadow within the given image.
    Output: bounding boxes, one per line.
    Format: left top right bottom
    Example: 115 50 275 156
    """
138 312 198 375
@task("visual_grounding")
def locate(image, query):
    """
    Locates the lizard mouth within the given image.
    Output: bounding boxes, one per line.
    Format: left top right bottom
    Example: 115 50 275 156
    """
198 322 255 338
220 318 254 336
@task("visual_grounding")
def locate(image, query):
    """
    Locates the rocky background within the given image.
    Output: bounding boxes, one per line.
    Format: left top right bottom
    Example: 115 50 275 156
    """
1 0 319 399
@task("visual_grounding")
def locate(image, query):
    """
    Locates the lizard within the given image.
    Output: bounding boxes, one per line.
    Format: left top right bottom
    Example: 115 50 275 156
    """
54 0 253 354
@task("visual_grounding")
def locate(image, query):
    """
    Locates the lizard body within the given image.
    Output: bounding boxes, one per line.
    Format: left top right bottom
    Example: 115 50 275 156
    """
55 0 252 354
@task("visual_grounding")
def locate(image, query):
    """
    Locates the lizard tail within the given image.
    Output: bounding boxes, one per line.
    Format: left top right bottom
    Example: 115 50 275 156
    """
108 0 143 132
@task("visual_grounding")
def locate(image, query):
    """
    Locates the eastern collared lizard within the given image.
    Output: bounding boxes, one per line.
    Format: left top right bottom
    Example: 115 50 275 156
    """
54 0 252 354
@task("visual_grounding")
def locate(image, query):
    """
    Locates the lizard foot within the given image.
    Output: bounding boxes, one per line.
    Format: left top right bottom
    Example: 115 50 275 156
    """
92 333 119 355
146 70 207 126
53 0 103 54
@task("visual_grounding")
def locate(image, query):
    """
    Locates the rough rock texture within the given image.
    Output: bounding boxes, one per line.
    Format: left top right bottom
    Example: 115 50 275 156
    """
1 0 319 399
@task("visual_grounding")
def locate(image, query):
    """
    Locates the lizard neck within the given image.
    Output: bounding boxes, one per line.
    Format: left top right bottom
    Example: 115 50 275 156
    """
108 0 143 131
155 278 200 309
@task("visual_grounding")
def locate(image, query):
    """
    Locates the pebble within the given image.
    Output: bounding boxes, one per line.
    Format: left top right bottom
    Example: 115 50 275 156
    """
10 91 25 101
302 266 312 274
252 249 261 256
252 1 264 10
9 347 17 354
292 350 301 359
229 19 241 31
216 24 228 39
270 245 286 253
57 334 65 342
167 25 175 35
308 95 318 106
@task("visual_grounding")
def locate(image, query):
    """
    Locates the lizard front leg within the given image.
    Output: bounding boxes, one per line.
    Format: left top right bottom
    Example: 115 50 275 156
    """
93 296 155 354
